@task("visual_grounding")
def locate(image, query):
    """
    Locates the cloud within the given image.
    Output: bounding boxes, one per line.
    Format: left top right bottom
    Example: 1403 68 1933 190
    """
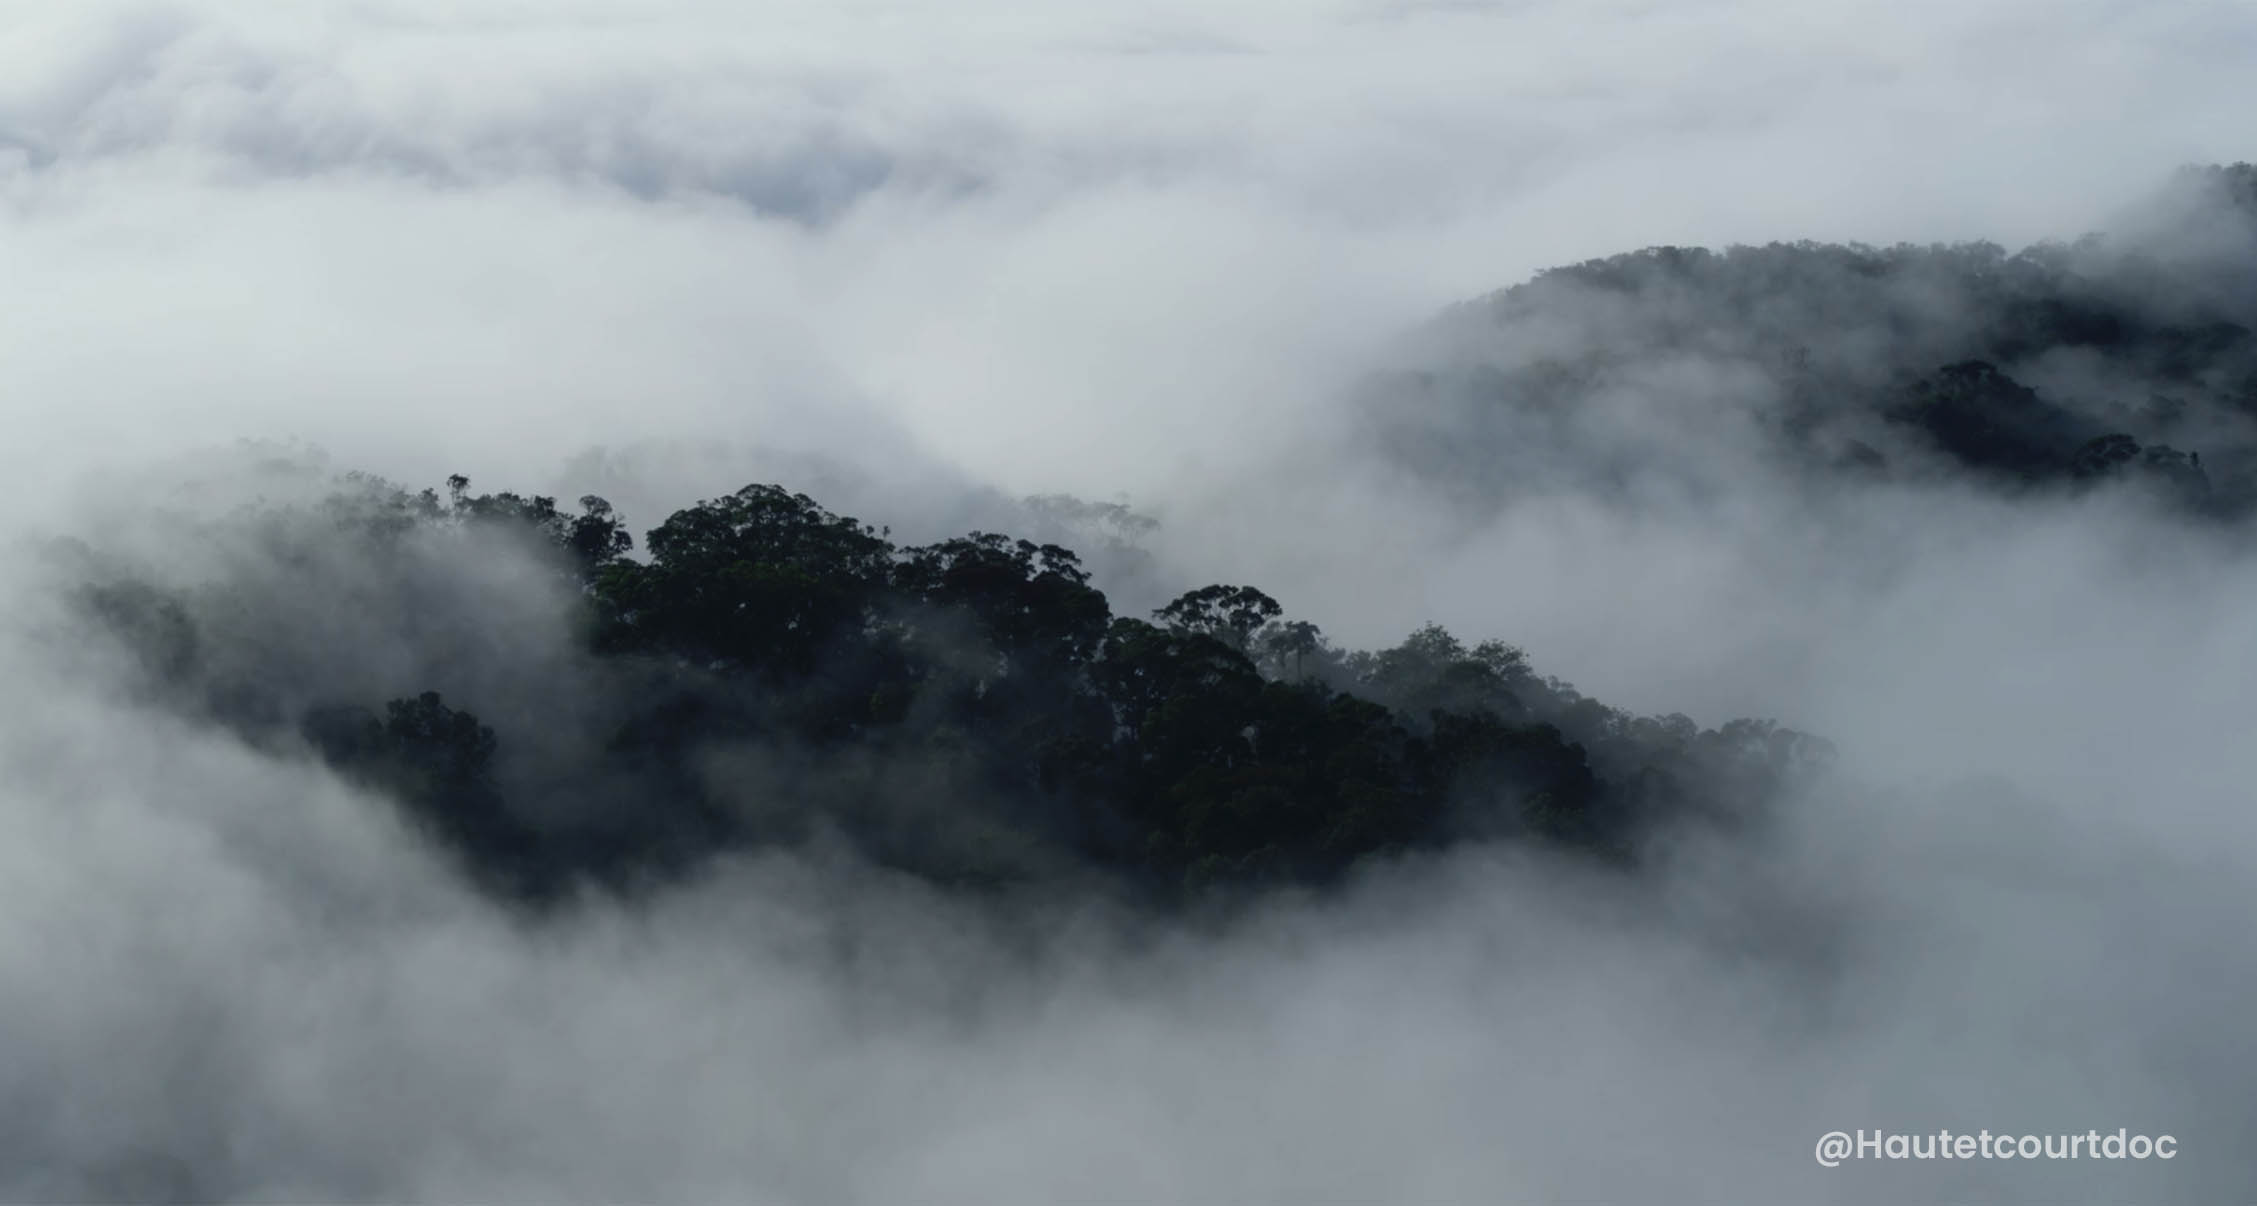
4 0 2247 509
4 0 2257 1201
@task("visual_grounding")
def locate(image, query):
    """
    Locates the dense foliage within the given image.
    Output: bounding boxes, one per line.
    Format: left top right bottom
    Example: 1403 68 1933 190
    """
71 474 1827 906
1380 163 2257 513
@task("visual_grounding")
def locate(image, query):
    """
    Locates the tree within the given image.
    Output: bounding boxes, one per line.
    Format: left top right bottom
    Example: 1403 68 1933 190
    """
1255 619 1324 680
1155 585 1283 653
642 484 893 581
894 533 1112 668
301 692 549 896
561 495 635 573
431 475 633 578
1093 617 1263 740
1890 361 2096 482
1350 624 1528 723
597 484 894 674
1425 711 1600 845
2071 433 2141 479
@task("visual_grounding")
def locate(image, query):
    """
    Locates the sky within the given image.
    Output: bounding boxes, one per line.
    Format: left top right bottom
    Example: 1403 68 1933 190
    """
3 1 2256 1202
4 0 2248 507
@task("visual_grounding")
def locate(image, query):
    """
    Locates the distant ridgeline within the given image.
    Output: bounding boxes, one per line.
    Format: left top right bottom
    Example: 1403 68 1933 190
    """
1379 163 2257 513
71 475 1826 906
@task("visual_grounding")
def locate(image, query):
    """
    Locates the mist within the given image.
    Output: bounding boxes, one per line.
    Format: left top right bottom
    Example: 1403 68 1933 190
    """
6 2 2257 1202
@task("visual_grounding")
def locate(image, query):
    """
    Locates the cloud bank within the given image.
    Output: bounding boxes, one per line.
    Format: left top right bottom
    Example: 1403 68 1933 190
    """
4 1 2257 1202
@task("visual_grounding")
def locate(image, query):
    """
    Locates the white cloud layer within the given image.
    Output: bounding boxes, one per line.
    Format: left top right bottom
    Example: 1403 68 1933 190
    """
4 0 2249 505
4 1 2256 1201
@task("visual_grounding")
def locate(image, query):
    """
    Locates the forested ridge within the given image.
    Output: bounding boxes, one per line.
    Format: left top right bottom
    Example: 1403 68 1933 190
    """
69 472 1827 907
1380 163 2257 513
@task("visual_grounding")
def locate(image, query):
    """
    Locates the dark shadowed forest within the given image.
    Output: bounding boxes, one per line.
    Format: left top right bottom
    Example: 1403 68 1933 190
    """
1378 164 2257 519
68 470 1829 908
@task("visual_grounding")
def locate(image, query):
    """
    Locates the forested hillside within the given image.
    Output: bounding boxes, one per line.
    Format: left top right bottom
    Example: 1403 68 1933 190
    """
66 472 1826 906
1376 163 2257 514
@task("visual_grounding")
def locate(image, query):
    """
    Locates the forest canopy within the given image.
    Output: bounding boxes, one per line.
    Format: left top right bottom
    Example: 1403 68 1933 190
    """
1377 164 2257 516
66 470 1827 907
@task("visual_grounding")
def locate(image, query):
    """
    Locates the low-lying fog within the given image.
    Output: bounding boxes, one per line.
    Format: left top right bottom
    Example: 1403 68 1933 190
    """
4 2 2254 1201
